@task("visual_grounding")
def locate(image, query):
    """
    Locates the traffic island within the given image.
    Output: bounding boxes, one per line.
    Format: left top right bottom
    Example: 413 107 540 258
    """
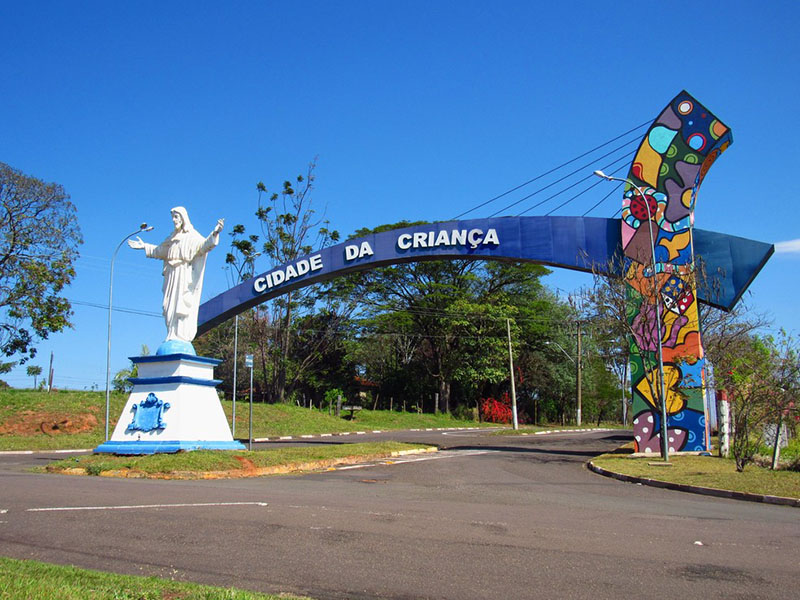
588 451 800 508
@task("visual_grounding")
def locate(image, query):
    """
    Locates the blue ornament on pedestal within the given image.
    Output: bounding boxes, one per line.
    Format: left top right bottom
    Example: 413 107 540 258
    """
157 340 196 356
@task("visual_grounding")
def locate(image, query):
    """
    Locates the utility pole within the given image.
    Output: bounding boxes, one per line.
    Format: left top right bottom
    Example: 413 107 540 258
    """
232 315 238 437
576 321 582 426
507 318 519 430
47 351 54 393
246 354 253 451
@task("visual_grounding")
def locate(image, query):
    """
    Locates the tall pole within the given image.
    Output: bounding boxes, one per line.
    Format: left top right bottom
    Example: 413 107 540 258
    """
246 353 254 451
576 321 582 426
507 318 519 430
232 314 238 437
105 224 152 441
47 351 54 393
248 362 254 451
594 171 669 461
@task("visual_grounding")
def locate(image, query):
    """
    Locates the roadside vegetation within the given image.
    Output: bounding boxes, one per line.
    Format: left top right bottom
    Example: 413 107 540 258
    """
0 556 309 600
0 389 488 451
42 441 433 478
591 443 800 499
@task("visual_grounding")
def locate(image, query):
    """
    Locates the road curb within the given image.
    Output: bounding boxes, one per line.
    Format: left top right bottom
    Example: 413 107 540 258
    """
0 428 488 453
587 460 800 508
252 426 485 443
0 448 93 455
0 427 609 453
532 427 613 435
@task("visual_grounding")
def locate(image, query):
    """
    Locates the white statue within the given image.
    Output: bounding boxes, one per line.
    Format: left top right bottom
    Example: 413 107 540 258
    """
129 207 224 343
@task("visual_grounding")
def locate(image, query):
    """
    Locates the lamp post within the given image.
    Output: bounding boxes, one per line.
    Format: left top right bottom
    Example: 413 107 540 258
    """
593 170 669 462
105 223 153 441
228 252 259 439
506 319 519 430
545 340 581 426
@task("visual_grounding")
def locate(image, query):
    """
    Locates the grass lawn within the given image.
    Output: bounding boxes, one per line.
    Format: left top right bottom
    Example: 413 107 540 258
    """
42 441 434 478
225 401 489 437
591 446 800 499
0 556 309 599
0 389 488 451
0 389 129 450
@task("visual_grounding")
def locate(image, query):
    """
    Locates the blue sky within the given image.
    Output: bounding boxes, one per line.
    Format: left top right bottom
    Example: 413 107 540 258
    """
2 1 798 389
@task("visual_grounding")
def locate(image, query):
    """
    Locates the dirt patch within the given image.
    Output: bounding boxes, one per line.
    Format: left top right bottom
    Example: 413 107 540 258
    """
0 410 98 436
233 455 257 474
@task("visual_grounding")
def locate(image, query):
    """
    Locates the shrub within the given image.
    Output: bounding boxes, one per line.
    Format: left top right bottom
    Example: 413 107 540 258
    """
323 388 345 410
452 404 477 422
480 393 513 424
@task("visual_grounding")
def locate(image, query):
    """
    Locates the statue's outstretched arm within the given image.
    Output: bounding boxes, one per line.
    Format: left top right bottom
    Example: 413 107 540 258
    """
128 236 145 250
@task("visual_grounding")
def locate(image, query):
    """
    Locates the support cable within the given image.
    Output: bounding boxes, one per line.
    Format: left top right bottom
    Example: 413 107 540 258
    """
543 162 631 217
451 119 651 220
489 138 639 218
512 150 635 217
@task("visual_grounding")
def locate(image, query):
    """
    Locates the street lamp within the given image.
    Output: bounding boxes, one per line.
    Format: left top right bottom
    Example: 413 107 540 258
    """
593 170 669 461
545 340 582 426
228 252 260 438
105 223 153 441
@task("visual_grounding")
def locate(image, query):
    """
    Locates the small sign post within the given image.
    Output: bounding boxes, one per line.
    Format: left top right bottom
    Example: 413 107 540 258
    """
245 354 254 451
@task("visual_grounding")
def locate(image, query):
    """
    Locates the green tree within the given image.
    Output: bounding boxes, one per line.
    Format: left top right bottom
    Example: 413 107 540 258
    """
712 331 799 471
254 162 342 403
349 310 432 411
0 162 83 363
348 222 553 414
26 364 42 388
112 345 150 393
290 311 357 406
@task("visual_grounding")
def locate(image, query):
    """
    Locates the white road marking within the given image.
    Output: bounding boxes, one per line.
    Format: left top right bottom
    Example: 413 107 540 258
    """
387 450 493 464
25 501 268 513
0 449 93 455
442 428 501 436
334 449 493 471
533 428 613 435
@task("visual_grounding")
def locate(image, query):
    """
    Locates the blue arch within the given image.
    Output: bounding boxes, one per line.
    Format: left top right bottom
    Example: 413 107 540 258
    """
197 216 772 336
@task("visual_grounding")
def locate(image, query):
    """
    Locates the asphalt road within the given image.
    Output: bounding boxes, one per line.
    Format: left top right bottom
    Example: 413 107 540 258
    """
1 429 798 599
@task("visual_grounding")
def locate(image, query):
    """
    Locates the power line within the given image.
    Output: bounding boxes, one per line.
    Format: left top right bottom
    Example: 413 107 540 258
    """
71 300 161 318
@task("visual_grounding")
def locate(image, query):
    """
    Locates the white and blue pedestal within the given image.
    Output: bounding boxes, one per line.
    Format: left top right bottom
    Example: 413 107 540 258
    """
95 352 245 455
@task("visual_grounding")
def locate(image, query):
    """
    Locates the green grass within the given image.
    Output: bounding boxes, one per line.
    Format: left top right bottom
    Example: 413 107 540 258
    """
42 442 433 478
0 388 487 451
592 447 800 499
0 389 128 450
223 401 488 437
0 556 309 599
758 436 800 465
